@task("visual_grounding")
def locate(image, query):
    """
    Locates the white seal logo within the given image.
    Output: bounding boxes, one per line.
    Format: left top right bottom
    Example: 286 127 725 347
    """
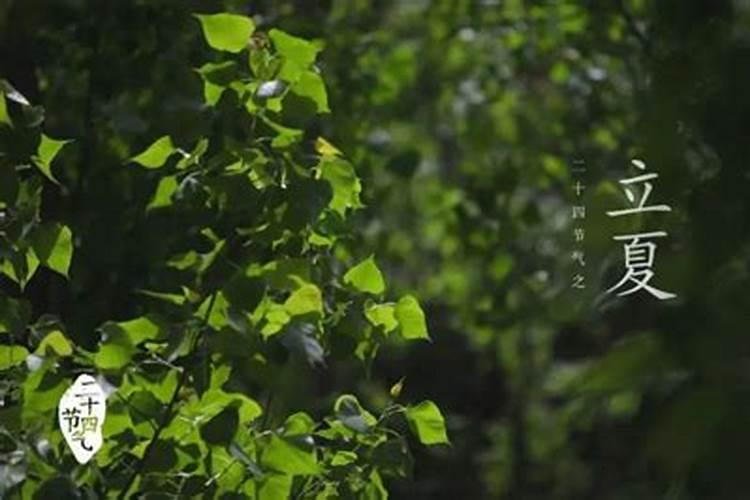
57 374 106 464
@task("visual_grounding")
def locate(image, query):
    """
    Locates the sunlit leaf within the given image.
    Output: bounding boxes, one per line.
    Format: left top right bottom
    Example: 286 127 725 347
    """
195 13 255 53
344 256 385 295
319 157 362 216
32 135 71 184
365 303 397 333
284 284 323 316
291 71 329 113
261 435 319 475
31 223 73 278
395 295 429 340
35 330 73 357
0 345 29 370
131 136 176 169
269 29 321 72
0 93 10 127
406 400 449 445
147 175 178 210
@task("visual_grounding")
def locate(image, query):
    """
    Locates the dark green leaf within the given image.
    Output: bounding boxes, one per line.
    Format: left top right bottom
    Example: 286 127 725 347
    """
200 405 239 446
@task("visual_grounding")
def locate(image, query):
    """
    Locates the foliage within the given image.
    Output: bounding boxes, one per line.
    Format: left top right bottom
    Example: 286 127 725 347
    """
0 7 446 498
2 0 750 499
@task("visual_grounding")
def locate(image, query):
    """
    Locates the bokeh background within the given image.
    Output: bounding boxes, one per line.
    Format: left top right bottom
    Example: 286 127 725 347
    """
2 0 750 498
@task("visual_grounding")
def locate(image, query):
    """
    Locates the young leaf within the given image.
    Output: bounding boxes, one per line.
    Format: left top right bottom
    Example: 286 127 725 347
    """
365 303 398 333
35 330 73 357
292 70 329 113
0 345 29 370
115 316 163 345
406 400 449 445
284 284 323 316
315 137 343 157
147 175 178 210
33 135 72 184
319 158 362 216
0 249 39 288
343 256 385 295
395 295 429 340
31 223 73 278
130 136 176 169
0 92 10 127
195 13 255 53
269 29 320 70
261 435 319 475
94 342 133 371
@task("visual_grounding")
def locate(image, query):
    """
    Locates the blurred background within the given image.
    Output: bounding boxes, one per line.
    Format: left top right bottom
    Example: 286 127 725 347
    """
2 0 750 498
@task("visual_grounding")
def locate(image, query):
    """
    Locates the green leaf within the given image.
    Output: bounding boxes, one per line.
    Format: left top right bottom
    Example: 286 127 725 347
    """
196 61 238 106
319 158 362 216
0 249 39 288
284 284 323 316
21 362 66 425
283 412 316 435
116 316 163 345
131 136 176 169
343 256 385 295
364 469 389 500
0 92 10 127
406 400 449 445
201 389 263 424
35 330 73 357
195 13 255 53
31 223 73 278
93 317 162 370
331 450 357 466
395 295 429 340
292 71 329 113
32 135 71 184
147 175 178 210
261 435 319 475
257 474 292 500
269 29 320 70
365 303 398 333
260 302 290 338
0 345 29 370
175 138 209 170
94 342 132 371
